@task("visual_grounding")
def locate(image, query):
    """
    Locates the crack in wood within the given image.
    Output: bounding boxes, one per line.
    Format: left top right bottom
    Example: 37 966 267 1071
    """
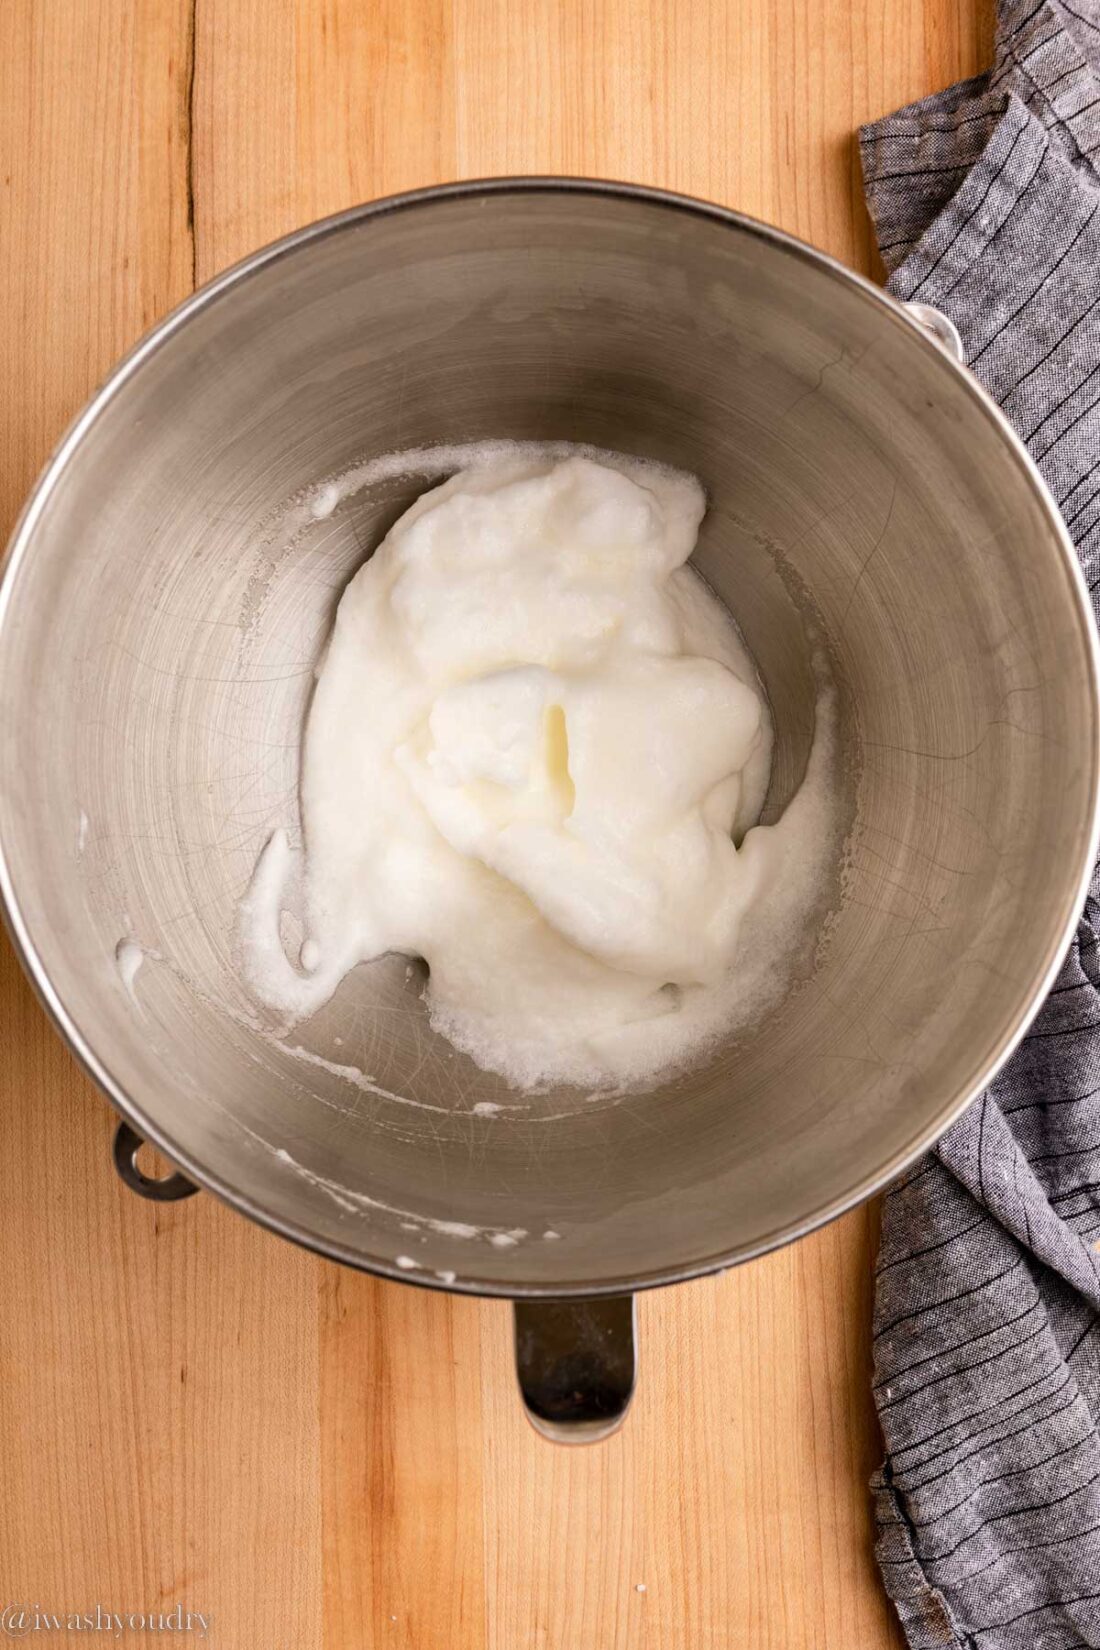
185 0 197 291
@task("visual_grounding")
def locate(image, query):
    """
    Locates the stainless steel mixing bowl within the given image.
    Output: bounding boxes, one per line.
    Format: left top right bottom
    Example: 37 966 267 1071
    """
2 180 1097 1440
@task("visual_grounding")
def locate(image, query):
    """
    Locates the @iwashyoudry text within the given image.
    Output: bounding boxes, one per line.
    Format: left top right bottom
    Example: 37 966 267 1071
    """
1 1606 210 1638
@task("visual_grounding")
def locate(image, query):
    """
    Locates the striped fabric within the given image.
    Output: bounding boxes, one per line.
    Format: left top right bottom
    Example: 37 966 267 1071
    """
860 4 1100 1646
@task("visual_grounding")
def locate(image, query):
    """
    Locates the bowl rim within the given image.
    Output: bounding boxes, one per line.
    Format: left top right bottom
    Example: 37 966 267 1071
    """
2 174 1098 1299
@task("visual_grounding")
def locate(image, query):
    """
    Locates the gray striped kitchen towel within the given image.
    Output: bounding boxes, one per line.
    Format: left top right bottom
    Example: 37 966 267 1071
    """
860 3 1100 1646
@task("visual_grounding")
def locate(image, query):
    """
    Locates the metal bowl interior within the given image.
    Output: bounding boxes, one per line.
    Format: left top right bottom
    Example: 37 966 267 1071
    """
1 180 1096 1294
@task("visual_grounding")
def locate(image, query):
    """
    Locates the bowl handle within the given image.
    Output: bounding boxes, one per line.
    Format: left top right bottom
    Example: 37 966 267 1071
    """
112 1120 199 1202
901 300 966 365
513 1294 636 1443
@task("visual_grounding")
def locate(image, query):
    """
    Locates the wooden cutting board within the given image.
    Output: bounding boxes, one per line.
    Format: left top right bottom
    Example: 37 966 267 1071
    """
0 2 992 1645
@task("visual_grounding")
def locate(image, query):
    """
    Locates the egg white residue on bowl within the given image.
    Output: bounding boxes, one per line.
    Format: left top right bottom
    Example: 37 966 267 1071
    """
115 938 146 1004
239 442 841 1094
263 1141 529 1250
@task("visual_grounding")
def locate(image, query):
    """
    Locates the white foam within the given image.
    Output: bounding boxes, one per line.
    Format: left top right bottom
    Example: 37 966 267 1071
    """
115 939 145 1003
268 1142 520 1245
310 483 340 520
240 443 842 1094
273 1041 454 1114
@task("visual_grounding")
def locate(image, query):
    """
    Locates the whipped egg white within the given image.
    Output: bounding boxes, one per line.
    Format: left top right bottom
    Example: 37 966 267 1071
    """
240 448 838 1091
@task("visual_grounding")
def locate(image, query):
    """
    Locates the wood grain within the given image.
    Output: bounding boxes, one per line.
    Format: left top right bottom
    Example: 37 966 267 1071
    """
0 2 993 1646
